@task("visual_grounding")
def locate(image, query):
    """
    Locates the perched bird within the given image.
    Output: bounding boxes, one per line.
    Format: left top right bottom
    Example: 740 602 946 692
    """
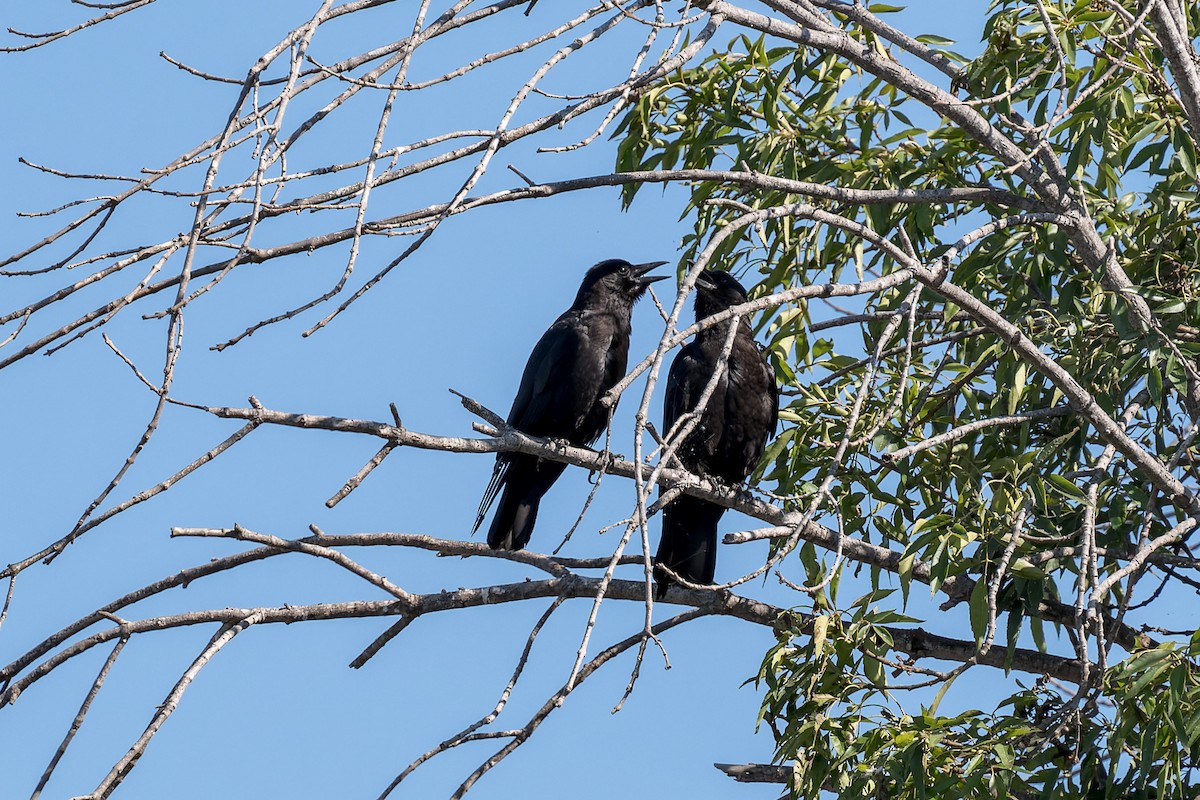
655 270 778 598
475 258 668 550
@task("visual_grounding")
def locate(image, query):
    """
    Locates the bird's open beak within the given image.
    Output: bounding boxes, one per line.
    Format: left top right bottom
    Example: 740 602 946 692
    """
632 260 669 286
695 270 719 291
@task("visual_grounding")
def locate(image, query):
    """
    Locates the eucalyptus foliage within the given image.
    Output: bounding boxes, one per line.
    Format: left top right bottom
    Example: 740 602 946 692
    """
619 2 1200 796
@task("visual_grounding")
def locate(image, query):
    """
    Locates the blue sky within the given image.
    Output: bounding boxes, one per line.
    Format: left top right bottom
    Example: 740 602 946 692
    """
0 2 1036 798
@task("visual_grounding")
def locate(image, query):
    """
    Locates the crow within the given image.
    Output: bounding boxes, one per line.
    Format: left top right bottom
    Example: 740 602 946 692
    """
475 258 668 550
655 270 778 597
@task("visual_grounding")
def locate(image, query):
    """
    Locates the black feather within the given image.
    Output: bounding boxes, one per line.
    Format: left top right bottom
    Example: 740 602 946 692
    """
476 259 667 550
655 270 778 598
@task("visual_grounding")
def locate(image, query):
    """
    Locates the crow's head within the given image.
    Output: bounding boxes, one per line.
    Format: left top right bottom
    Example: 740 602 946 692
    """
575 259 668 307
694 269 750 318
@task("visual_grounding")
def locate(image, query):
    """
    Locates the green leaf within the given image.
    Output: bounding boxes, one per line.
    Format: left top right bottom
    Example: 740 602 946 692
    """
1010 558 1047 581
812 613 829 654
1149 365 1163 405
1129 652 1176 696
1046 474 1086 500
926 672 959 717
1029 615 1046 653
969 579 989 647
1007 361 1027 414
863 653 886 688
1175 125 1198 180
898 552 915 608
1029 474 1049 513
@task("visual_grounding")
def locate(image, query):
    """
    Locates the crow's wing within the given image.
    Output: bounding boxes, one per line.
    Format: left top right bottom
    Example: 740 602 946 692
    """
476 313 586 535
665 341 727 471
718 334 779 479
508 311 612 439
663 343 693 442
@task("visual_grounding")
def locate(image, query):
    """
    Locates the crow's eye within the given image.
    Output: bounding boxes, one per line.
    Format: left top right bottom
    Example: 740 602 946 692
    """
619 266 631 277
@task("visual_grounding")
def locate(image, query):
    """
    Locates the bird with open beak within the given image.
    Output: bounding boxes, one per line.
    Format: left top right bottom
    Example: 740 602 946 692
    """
476 259 668 550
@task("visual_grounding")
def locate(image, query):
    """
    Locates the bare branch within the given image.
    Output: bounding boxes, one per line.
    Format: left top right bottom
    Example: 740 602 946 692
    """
81 612 264 799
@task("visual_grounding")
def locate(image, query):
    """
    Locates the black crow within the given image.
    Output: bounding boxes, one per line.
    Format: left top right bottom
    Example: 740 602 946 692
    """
655 270 778 597
475 258 668 550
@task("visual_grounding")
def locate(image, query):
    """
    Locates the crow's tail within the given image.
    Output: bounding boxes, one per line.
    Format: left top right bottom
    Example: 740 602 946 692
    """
483 455 567 550
654 495 723 599
474 455 509 534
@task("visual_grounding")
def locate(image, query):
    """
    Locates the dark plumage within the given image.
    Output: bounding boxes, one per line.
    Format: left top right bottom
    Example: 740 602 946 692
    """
654 270 778 597
475 258 668 550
